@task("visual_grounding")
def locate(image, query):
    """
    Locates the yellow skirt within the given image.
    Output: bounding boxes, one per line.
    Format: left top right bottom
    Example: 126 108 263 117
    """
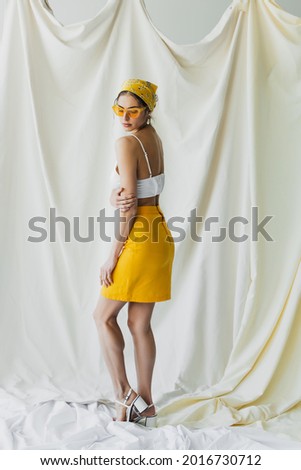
100 205 175 302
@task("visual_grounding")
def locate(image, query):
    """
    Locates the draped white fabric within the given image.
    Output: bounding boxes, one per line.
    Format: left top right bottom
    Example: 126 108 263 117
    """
0 0 301 449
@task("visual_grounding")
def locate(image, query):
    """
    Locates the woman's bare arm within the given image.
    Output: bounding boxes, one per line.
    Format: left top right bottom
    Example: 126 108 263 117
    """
100 138 138 287
108 137 138 260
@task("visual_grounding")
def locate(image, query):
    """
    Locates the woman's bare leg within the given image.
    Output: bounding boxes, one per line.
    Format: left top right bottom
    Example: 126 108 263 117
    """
127 302 156 416
93 295 137 420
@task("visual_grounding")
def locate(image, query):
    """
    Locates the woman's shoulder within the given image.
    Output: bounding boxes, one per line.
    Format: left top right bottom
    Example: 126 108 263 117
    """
116 127 163 154
115 135 137 149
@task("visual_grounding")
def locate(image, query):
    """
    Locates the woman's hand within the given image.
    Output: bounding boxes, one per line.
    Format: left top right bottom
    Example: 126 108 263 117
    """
110 187 137 212
100 255 119 287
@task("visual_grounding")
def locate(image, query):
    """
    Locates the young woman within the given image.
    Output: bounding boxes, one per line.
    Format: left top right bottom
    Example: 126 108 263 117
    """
93 79 174 427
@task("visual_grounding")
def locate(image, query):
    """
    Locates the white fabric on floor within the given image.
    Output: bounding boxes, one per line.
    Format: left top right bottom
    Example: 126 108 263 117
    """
0 0 301 449
1 388 301 450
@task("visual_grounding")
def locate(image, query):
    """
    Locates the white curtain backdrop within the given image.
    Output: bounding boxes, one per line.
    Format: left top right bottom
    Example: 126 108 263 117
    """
0 0 301 449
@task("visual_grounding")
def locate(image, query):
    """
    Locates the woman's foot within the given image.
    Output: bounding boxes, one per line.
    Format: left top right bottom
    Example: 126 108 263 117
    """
114 388 138 421
126 397 156 424
131 402 157 427
113 389 156 423
133 403 156 419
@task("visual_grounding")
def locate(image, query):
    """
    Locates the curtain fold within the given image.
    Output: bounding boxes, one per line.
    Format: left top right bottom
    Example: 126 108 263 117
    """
0 0 300 436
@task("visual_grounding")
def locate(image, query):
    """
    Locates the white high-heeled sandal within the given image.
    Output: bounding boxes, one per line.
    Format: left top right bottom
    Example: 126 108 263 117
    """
115 389 157 426
133 403 157 428
114 388 134 421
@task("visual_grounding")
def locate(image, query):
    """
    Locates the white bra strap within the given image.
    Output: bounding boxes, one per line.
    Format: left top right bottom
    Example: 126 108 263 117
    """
130 134 152 177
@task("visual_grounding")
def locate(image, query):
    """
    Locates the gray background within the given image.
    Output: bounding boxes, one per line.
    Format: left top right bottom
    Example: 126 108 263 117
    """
1 0 301 45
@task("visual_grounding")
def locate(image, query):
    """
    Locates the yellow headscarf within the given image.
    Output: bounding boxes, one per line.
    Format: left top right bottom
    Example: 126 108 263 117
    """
119 78 158 112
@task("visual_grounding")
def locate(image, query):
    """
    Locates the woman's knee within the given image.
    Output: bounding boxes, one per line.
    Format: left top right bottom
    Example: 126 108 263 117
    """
127 302 155 335
94 310 116 329
127 316 151 336
93 301 120 327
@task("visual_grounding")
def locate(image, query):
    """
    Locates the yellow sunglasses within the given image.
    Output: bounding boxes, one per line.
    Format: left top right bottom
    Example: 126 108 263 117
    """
112 104 147 119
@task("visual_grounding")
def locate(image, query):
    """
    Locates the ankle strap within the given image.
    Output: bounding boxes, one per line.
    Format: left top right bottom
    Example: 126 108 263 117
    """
123 388 133 404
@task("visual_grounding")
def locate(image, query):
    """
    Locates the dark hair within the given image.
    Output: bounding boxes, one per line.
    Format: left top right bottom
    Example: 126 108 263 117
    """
114 91 155 126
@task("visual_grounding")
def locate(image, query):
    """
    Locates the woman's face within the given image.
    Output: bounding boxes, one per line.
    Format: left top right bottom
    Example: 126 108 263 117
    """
117 94 149 132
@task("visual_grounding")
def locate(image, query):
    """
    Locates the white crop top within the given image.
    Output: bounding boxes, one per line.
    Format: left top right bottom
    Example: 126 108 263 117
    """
110 134 165 199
